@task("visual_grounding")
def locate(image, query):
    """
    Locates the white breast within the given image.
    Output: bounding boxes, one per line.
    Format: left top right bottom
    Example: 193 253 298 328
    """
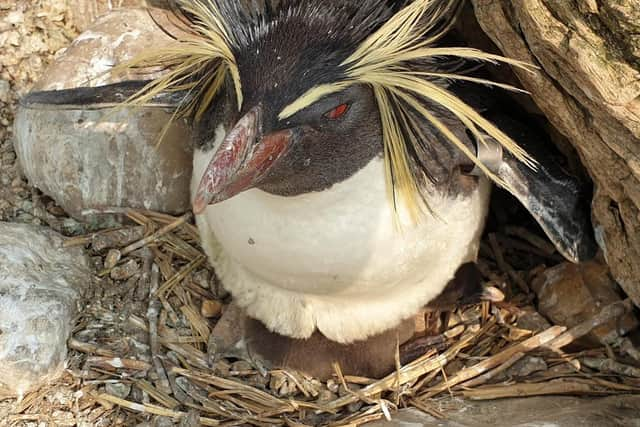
193 126 491 343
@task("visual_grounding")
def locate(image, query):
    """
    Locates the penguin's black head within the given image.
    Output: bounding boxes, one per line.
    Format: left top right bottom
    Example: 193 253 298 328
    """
192 1 400 212
126 0 535 217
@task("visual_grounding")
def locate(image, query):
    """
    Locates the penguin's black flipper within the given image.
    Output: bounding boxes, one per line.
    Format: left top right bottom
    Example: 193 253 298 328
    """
20 80 189 109
484 112 598 263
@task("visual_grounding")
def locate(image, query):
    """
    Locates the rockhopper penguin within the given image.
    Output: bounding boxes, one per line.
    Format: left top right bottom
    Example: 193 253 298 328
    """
128 0 598 378
23 0 598 379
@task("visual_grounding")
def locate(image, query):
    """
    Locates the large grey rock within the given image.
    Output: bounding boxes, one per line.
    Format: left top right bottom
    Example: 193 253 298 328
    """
0 223 91 397
367 395 640 427
15 104 193 221
14 8 194 221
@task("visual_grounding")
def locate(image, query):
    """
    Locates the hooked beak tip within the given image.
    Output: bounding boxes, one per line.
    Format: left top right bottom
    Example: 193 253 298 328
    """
193 106 297 211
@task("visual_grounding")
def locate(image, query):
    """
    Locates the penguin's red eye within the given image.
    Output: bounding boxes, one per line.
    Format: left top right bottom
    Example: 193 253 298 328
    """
324 103 349 120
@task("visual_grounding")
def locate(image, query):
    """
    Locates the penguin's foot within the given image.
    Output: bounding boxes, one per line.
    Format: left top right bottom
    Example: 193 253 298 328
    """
244 316 415 380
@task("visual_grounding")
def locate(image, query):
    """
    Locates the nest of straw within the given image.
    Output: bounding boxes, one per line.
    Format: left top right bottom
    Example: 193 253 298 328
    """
4 209 640 426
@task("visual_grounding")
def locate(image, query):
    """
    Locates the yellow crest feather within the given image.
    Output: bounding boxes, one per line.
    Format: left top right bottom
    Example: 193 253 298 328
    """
113 0 243 120
115 0 538 225
278 0 538 223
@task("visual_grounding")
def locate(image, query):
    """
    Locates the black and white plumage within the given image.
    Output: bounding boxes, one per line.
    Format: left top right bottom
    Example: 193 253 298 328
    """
41 0 594 377
149 0 498 345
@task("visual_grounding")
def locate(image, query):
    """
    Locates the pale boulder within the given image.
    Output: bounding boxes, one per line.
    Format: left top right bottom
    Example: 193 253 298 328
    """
0 223 92 397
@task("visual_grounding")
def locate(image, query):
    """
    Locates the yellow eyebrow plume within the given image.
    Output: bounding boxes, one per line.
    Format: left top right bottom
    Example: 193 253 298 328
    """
114 0 243 120
117 0 537 224
279 0 537 223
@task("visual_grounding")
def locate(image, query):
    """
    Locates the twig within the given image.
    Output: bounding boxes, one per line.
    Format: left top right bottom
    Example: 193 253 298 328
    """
170 367 306 412
148 263 172 395
156 255 207 297
134 379 181 409
324 324 485 411
68 338 116 357
121 212 192 256
62 227 121 248
420 325 565 398
461 378 621 400
85 356 152 371
581 357 640 378
460 352 524 388
94 393 220 426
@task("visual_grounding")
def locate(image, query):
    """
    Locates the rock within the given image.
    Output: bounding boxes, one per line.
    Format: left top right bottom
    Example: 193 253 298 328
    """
200 299 223 318
366 395 640 427
15 97 193 221
14 9 193 221
105 382 131 399
104 249 121 269
516 309 551 332
32 8 181 91
468 0 640 310
110 259 139 281
66 0 150 32
504 356 547 378
0 222 92 397
532 260 638 346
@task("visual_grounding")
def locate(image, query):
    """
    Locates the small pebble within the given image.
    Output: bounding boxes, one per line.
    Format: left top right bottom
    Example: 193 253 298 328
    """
46 204 66 216
153 416 174 427
231 360 252 373
20 200 32 212
506 356 548 378
246 373 270 388
339 384 363 413
347 401 363 413
326 379 339 393
105 382 131 399
90 256 103 270
517 310 552 332
110 259 139 281
201 299 223 318
2 151 15 162
212 360 231 377
104 249 121 270
192 269 210 289
316 389 338 403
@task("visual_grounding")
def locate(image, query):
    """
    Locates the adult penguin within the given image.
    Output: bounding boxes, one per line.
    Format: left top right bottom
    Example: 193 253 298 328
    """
23 0 597 379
